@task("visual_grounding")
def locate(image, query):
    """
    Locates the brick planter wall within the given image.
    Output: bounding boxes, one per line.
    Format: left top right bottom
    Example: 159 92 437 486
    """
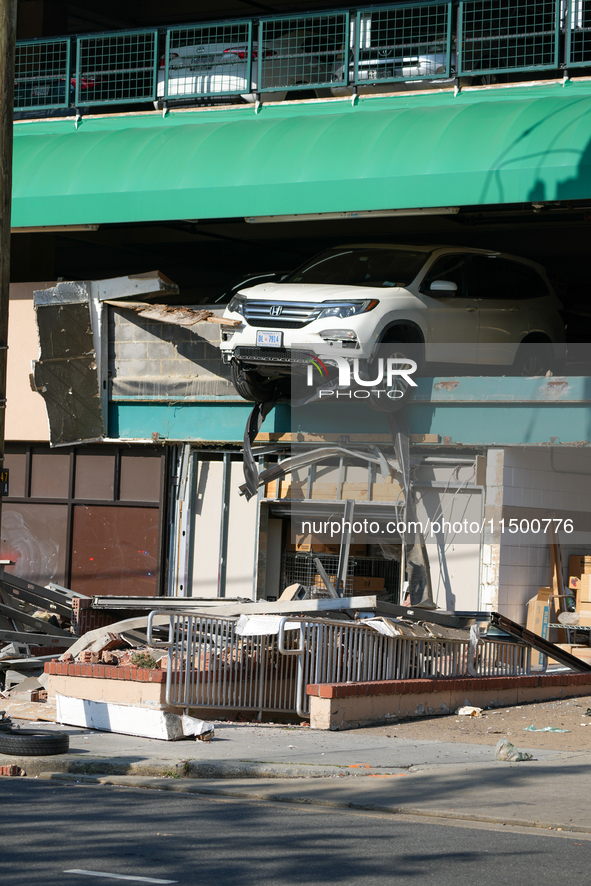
45 661 165 683
306 673 591 730
307 673 591 699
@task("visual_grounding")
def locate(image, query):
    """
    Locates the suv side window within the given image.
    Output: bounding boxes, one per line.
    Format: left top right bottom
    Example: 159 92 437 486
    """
509 261 551 300
468 256 517 300
420 254 468 296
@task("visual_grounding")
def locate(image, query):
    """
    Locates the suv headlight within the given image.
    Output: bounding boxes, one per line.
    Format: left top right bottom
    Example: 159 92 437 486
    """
316 299 378 320
227 295 246 316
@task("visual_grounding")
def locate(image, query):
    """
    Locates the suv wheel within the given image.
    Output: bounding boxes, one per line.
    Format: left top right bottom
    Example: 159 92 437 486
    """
514 339 556 377
231 361 277 403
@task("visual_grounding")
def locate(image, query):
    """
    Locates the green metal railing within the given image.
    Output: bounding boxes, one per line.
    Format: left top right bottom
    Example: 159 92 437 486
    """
75 29 158 106
14 2 591 115
458 0 561 76
355 2 453 87
162 20 252 100
14 37 70 111
258 11 350 92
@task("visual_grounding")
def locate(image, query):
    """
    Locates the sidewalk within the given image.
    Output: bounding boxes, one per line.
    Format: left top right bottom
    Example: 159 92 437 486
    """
3 715 591 833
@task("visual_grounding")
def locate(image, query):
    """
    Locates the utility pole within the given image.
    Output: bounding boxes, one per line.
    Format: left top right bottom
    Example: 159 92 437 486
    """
0 0 16 527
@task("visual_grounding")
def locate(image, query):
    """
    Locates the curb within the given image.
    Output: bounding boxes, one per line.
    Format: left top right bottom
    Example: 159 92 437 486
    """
35 772 591 835
0 753 408 780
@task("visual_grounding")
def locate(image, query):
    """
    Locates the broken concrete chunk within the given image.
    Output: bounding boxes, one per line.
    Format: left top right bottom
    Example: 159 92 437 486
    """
9 676 43 695
0 765 25 777
181 715 215 741
89 632 126 655
279 583 308 602
0 643 28 660
56 693 213 741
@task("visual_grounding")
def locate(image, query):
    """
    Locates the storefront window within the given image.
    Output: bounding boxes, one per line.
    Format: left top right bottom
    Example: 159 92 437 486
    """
0 444 165 594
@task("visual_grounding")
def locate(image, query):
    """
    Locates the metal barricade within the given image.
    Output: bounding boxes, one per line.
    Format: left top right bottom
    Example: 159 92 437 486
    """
458 0 560 76
75 29 158 106
258 11 350 93
148 611 303 715
355 2 453 88
14 38 71 112
149 610 532 719
162 20 253 101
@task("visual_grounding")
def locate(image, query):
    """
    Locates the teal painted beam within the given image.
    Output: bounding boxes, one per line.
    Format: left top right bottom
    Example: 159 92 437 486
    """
109 401 291 442
110 377 591 446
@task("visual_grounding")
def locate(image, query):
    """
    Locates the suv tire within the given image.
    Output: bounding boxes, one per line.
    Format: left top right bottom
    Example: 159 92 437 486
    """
231 361 277 403
513 339 556 377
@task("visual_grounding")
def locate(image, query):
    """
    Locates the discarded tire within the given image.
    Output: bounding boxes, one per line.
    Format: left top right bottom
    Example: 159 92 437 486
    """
0 728 69 756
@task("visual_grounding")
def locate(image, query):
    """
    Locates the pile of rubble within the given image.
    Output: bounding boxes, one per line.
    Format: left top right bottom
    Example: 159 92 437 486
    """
60 633 166 669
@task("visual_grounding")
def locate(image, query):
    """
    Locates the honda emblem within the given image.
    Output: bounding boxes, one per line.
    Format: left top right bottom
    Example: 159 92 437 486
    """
270 305 283 317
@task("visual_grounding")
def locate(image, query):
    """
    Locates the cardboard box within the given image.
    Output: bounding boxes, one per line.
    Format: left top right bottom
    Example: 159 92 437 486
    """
537 586 554 601
573 647 591 661
578 613 591 627
526 589 555 667
575 574 591 603
313 574 386 593
569 555 591 589
351 576 385 592
554 644 591 663
577 599 591 613
289 535 367 556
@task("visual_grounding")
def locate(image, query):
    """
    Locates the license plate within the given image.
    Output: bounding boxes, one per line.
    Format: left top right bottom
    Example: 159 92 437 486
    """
32 85 50 97
257 330 283 347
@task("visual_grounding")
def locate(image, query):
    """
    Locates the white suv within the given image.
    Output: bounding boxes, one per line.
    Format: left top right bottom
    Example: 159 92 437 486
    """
220 244 565 402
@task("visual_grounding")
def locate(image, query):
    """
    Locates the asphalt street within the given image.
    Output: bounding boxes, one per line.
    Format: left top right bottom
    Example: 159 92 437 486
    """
2 779 591 886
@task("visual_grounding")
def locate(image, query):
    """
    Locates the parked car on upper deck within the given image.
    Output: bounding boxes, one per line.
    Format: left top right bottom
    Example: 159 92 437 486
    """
157 31 335 105
330 43 460 96
14 74 98 117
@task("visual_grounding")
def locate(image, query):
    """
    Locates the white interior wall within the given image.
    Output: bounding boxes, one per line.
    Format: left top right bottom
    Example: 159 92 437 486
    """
190 457 258 599
226 460 258 599
497 448 591 625
415 488 482 611
191 459 223 597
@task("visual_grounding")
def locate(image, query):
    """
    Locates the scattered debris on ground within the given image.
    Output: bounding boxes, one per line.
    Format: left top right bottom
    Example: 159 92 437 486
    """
358 697 591 751
523 724 570 733
0 765 25 776
495 738 533 762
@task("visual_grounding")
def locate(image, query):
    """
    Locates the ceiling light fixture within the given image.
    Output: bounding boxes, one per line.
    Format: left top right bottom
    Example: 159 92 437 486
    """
245 207 460 224
11 224 100 233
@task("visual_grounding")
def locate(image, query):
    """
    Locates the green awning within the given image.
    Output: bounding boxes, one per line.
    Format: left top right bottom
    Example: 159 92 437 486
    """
11 82 591 227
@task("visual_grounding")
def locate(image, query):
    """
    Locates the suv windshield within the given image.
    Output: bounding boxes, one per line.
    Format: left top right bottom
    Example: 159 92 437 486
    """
285 248 429 288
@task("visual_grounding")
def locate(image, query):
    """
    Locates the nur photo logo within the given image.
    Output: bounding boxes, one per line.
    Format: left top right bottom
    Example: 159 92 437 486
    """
306 355 417 399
